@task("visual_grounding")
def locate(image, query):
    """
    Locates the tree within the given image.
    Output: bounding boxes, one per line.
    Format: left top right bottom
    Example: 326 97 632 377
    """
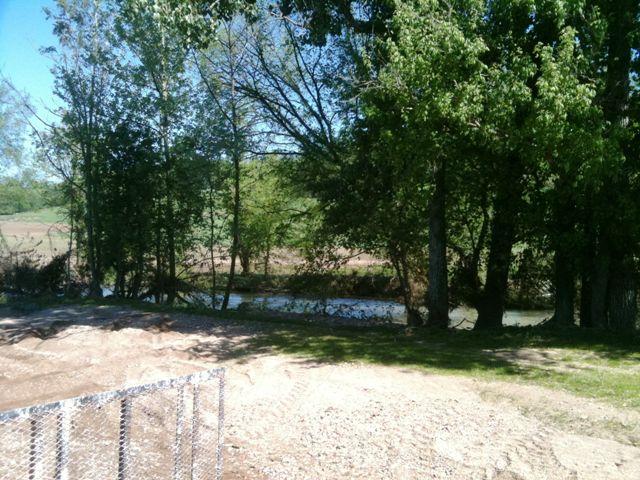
236 158 309 277
46 0 120 297
193 16 261 310
98 122 158 298
376 0 487 327
0 80 28 168
577 0 640 331
118 0 198 304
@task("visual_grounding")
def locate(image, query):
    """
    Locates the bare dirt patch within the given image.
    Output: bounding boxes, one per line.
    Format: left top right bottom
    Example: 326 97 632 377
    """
0 220 69 257
1 305 638 479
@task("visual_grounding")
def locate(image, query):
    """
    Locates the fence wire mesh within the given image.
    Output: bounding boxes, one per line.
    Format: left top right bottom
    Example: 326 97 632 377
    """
0 368 224 480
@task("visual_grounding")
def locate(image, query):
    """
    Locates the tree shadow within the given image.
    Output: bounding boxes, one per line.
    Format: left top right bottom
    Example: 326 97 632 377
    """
1 300 638 379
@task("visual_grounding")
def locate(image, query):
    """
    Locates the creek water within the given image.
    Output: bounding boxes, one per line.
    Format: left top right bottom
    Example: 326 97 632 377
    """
185 291 552 329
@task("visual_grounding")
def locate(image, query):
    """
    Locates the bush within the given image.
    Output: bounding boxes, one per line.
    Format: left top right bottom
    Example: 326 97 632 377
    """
0 251 69 295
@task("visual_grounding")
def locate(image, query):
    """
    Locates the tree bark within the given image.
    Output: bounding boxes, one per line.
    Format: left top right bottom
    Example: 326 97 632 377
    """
590 0 638 331
426 159 449 328
475 156 522 330
589 243 610 329
579 272 592 327
221 57 243 311
390 244 423 327
154 208 163 304
166 206 176 304
475 215 515 329
207 181 218 308
239 248 251 274
264 238 271 279
222 150 241 311
552 247 575 326
161 109 177 305
607 258 637 332
85 150 102 298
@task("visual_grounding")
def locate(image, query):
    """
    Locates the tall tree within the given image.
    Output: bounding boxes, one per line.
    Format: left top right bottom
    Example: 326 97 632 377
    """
377 0 486 327
0 80 28 168
46 0 119 297
580 0 640 331
193 17 260 310
119 0 194 304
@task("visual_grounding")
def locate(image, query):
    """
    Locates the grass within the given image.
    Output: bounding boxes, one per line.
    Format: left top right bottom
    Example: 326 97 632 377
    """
2 295 639 409
242 324 640 407
0 207 67 224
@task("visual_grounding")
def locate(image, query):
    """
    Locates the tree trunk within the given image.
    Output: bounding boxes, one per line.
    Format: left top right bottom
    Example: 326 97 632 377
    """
390 244 423 327
475 157 522 330
607 257 637 332
427 159 449 328
591 0 638 331
589 243 610 329
264 240 271 279
239 248 251 274
114 266 126 298
65 211 74 295
552 247 575 326
154 202 164 304
130 250 144 299
166 212 176 304
221 70 242 311
161 110 177 305
579 273 592 327
85 160 102 298
222 151 241 311
475 217 515 329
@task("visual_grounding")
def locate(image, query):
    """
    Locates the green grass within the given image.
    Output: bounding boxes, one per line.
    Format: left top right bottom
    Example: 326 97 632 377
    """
0 207 67 224
3 295 639 409
248 325 640 408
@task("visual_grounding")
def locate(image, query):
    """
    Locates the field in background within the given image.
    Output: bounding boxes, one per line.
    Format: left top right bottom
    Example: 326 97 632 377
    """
0 208 67 224
0 208 397 299
0 207 69 258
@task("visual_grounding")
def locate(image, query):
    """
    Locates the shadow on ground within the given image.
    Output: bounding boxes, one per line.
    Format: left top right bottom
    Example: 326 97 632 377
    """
2 299 638 377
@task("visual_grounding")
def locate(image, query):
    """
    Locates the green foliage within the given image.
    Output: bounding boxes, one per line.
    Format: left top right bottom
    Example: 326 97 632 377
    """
123 0 257 47
22 0 639 331
0 174 64 215
234 158 314 274
0 251 69 295
0 81 27 168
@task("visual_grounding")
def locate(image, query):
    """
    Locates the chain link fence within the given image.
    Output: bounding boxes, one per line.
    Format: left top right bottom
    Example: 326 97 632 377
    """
0 368 225 480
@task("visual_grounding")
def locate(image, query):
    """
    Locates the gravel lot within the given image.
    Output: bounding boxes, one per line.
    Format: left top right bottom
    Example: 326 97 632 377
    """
1 305 639 479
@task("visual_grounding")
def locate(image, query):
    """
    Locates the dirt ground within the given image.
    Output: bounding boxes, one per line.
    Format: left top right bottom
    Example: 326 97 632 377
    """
1 305 639 479
0 220 69 257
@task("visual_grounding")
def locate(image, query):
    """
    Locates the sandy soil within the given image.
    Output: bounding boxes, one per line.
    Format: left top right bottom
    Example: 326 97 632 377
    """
0 305 639 479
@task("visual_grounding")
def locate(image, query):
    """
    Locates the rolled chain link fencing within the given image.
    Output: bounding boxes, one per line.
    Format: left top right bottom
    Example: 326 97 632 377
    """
0 368 225 480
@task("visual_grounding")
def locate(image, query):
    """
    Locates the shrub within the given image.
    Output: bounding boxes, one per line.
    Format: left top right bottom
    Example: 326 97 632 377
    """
0 250 69 295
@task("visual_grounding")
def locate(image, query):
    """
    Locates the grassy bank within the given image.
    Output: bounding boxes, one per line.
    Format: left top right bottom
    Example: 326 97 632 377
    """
2 294 638 409
0 207 67 224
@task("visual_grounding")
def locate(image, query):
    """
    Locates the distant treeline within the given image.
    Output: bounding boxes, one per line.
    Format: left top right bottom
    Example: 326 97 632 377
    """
0 175 64 215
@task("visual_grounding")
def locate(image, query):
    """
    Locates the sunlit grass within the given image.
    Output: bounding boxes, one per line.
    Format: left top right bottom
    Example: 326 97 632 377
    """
0 207 67 224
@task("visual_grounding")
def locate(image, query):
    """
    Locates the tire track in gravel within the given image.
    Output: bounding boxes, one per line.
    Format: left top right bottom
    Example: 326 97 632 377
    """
505 426 577 480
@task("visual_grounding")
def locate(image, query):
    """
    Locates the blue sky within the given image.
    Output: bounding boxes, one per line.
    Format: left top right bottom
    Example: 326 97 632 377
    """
0 0 57 113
